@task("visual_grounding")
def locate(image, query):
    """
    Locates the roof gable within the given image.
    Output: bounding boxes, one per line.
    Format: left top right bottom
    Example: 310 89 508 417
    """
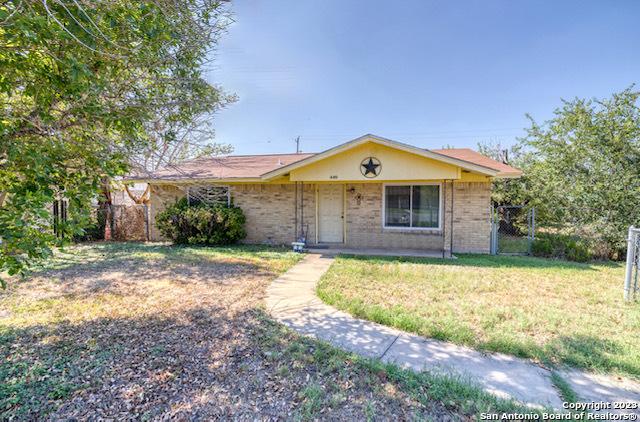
288 140 462 181
261 134 502 180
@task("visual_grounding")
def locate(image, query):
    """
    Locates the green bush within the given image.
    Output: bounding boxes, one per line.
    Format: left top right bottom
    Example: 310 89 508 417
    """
531 236 553 256
155 198 246 245
566 242 591 262
74 207 107 241
531 233 592 262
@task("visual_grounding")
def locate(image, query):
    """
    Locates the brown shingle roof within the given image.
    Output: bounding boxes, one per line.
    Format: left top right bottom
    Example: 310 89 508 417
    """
146 153 315 181
431 148 522 177
134 146 520 181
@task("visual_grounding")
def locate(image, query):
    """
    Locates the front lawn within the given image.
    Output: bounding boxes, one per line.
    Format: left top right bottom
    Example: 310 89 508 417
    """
317 254 640 379
1 243 529 420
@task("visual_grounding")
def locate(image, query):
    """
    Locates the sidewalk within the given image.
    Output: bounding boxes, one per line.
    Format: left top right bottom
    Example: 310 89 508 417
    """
266 253 640 411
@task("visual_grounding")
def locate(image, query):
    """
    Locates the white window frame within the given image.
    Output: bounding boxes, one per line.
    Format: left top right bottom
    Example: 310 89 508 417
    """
382 182 443 231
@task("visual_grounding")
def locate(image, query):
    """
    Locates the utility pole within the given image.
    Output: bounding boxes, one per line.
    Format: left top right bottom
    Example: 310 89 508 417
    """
500 149 509 164
294 136 301 153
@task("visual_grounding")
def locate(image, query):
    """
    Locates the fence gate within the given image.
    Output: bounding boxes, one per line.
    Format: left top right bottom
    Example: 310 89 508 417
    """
490 205 535 255
624 226 640 301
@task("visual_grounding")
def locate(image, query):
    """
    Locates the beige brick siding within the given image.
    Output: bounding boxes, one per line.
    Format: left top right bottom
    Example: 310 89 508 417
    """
149 181 491 253
300 184 317 245
345 182 490 253
149 184 186 241
345 183 444 250
445 182 492 254
229 184 316 246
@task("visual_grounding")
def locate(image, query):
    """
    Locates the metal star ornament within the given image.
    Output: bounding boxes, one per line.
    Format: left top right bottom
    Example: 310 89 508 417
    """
360 157 381 178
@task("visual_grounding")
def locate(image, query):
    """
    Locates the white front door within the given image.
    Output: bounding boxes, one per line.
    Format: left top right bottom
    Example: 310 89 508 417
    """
318 184 344 243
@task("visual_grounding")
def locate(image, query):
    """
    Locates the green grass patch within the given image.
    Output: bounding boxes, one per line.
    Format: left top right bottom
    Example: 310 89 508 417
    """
28 241 301 275
551 372 580 404
317 254 640 378
498 234 530 254
551 372 587 419
299 383 325 419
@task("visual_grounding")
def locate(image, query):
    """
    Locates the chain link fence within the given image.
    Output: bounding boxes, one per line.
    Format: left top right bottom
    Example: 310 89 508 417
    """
624 226 640 301
490 205 535 255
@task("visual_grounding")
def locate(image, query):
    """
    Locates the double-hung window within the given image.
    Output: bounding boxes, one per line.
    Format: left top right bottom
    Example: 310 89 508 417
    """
384 184 441 229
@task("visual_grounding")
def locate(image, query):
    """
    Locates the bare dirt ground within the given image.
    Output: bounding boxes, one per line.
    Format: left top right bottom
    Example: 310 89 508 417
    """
1 243 464 421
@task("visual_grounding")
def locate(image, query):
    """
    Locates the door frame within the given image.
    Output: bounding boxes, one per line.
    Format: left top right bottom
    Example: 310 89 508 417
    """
315 183 346 244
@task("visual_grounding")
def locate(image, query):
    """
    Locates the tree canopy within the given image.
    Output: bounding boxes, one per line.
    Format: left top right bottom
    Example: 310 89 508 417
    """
481 87 640 257
0 0 234 284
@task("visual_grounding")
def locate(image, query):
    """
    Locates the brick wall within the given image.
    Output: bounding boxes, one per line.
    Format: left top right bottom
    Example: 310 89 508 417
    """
446 182 492 253
150 181 491 253
345 183 444 250
345 182 491 253
229 184 316 246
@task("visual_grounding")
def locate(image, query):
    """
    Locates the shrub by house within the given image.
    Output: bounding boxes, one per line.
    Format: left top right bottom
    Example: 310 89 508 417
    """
156 198 246 245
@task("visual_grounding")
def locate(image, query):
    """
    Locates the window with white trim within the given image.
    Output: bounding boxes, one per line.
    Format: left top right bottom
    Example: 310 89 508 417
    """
384 184 440 229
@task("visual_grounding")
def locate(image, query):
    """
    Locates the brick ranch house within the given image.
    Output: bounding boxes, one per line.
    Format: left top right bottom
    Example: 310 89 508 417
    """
131 134 521 255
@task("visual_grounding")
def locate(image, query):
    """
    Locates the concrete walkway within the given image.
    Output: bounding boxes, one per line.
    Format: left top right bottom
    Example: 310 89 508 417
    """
266 253 640 412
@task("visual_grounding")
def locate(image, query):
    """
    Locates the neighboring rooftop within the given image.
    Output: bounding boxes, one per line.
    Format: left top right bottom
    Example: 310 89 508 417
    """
431 148 522 177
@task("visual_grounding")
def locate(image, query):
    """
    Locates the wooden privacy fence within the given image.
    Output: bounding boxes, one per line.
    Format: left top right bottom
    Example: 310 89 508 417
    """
112 204 149 241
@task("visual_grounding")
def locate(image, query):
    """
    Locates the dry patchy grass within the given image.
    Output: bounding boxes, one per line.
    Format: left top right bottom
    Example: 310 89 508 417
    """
317 254 640 378
1 243 526 420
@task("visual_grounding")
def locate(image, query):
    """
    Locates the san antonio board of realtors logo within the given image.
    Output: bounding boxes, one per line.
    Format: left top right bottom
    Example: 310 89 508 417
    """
360 157 381 178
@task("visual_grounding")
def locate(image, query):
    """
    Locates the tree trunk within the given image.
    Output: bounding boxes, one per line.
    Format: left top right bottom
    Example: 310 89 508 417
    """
124 184 150 204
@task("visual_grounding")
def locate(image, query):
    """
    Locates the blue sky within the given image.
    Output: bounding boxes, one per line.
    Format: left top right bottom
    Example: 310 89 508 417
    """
207 1 640 155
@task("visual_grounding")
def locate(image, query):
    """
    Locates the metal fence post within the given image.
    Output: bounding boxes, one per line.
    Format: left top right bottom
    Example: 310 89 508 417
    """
490 205 496 255
496 205 501 255
493 206 500 255
624 226 635 302
531 208 536 240
527 207 536 255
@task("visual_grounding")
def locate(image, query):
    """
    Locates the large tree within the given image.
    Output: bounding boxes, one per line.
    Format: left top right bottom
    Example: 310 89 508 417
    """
481 87 640 256
0 0 234 284
121 110 234 205
476 139 529 207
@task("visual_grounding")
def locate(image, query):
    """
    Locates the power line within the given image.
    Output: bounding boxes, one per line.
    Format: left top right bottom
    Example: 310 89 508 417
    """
224 127 526 147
